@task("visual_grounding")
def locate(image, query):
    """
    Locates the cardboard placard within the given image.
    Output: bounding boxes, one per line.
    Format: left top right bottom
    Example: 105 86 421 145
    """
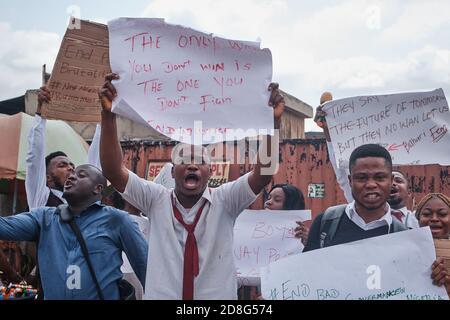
43 19 111 122
434 239 450 272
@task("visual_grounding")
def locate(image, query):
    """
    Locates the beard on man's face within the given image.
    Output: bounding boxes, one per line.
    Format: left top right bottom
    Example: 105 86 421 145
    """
51 174 65 191
387 195 403 207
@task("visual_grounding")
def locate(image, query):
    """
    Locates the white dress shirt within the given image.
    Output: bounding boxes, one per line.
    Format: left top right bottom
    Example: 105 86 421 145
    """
121 170 257 300
25 114 66 209
345 201 392 231
391 206 420 229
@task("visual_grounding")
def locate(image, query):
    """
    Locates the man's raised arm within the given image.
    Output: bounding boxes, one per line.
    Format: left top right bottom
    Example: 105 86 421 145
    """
99 73 129 192
25 87 50 209
247 83 285 194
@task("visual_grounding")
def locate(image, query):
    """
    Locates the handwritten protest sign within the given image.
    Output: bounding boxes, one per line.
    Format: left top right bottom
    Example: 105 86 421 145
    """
108 18 273 144
323 89 450 169
43 19 111 122
234 209 311 286
261 227 448 300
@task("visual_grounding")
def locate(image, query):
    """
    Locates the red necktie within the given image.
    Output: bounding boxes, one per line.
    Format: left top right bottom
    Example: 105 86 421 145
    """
172 199 207 300
391 210 403 222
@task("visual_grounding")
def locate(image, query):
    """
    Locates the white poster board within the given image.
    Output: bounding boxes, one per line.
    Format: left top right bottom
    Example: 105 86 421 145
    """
323 89 450 169
234 209 311 286
261 227 449 300
108 18 273 144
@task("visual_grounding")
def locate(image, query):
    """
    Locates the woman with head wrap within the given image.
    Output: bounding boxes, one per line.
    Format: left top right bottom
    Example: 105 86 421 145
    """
416 193 450 240
416 193 450 296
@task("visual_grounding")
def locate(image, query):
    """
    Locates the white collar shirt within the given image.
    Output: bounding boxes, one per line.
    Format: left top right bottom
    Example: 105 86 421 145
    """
345 201 392 231
121 170 257 300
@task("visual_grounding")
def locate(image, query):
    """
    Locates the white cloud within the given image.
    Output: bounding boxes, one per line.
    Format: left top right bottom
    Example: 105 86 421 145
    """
0 22 60 100
381 0 450 44
405 46 450 86
322 46 448 92
142 0 288 41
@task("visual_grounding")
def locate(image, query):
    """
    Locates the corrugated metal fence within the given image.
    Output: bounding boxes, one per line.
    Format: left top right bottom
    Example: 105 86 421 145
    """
122 139 450 221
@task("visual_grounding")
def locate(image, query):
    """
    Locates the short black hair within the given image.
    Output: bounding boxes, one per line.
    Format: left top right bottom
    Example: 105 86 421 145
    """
270 183 305 210
45 151 67 170
349 144 392 173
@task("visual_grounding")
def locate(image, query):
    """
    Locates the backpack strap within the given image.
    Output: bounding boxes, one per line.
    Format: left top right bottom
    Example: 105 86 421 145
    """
319 204 347 248
57 204 105 300
35 224 44 300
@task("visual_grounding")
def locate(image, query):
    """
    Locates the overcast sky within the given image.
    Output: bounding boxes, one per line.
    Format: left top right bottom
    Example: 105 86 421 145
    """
1 0 449 131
